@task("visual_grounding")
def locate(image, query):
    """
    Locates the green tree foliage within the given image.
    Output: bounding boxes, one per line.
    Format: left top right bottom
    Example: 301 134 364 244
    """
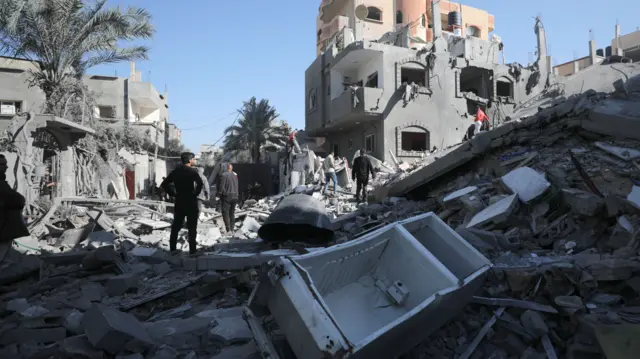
0 0 154 114
223 97 290 163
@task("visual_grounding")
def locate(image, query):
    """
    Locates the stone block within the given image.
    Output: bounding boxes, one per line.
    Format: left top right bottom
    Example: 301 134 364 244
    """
82 246 117 270
63 310 85 335
106 273 140 296
520 310 549 338
208 316 253 345
562 188 604 216
467 194 519 228
61 335 106 359
153 262 172 276
83 304 154 354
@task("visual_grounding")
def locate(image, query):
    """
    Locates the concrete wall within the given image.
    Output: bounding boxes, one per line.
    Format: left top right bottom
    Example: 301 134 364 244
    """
0 57 46 131
86 76 128 119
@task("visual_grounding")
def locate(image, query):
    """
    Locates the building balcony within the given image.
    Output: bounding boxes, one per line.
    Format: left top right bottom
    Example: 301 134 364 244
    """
326 87 384 129
128 81 164 109
319 0 347 22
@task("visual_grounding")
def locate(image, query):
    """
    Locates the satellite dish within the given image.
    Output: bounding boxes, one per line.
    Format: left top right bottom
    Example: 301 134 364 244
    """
355 4 369 20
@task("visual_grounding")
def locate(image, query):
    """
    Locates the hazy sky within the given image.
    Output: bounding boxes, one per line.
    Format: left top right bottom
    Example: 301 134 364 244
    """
90 0 640 151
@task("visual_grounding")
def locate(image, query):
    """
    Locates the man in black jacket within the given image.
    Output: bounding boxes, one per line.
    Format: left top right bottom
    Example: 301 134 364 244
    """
218 163 239 233
0 154 30 245
161 152 203 255
352 149 375 203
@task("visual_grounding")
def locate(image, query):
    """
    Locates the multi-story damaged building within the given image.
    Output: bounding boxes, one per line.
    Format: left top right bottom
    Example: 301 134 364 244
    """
0 58 171 149
0 57 177 197
306 0 554 164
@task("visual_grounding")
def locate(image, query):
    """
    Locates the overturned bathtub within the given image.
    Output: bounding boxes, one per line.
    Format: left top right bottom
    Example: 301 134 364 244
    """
250 213 492 359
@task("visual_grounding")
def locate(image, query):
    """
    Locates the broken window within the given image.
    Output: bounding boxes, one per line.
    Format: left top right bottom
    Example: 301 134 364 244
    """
396 11 403 24
365 72 378 88
496 77 514 98
366 7 382 21
401 67 426 87
332 144 340 158
0 100 22 116
317 29 322 42
401 126 429 152
365 134 375 153
98 105 115 118
308 88 317 111
460 67 493 99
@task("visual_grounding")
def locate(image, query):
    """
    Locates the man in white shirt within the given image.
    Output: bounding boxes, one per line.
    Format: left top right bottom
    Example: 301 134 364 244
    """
322 151 337 196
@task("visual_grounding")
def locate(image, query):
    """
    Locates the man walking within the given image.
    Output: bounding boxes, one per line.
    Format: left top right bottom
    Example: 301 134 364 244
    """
322 150 337 196
218 163 239 234
352 149 375 203
161 152 203 255
196 167 210 212
0 154 30 249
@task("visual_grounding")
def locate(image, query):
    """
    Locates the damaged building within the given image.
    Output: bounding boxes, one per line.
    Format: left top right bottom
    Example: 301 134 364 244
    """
0 56 180 198
306 0 554 164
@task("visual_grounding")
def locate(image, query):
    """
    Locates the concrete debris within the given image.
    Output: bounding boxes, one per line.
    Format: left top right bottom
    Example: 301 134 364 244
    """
4 66 640 358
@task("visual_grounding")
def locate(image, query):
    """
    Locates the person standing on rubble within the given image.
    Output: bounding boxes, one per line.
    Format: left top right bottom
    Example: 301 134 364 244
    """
322 150 338 196
196 166 210 212
218 163 239 233
352 149 375 203
161 152 203 255
464 105 491 141
0 154 30 246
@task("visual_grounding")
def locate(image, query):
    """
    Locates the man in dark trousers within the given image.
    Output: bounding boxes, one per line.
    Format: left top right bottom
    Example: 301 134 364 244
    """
218 163 239 233
0 154 30 247
352 149 375 203
161 152 203 255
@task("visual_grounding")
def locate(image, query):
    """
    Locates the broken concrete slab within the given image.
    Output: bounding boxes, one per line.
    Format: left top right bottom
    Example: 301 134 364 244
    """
443 186 478 203
83 304 154 354
209 315 253 345
211 341 259 359
82 246 117 270
594 142 640 161
501 167 550 203
106 273 140 296
0 327 67 345
467 194 519 228
562 188 605 216
57 222 96 248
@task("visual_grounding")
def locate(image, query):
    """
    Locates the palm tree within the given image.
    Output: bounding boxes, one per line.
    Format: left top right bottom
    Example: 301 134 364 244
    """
223 97 290 163
0 0 153 115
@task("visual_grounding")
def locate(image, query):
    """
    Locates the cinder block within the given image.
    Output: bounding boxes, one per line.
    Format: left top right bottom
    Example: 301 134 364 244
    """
83 304 154 354
106 273 140 296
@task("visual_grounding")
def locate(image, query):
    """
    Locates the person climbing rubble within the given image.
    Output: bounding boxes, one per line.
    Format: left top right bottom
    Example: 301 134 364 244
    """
352 149 375 203
218 163 239 233
322 150 337 196
0 154 30 247
161 152 203 255
464 105 491 141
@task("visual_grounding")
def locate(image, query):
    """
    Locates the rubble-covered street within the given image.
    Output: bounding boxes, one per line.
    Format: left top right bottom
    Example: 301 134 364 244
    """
3 61 640 359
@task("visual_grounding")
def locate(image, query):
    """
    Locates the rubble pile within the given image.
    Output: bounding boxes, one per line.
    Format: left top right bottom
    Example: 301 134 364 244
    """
399 127 640 357
2 66 640 358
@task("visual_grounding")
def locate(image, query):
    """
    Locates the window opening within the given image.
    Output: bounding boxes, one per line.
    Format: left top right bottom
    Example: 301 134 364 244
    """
366 7 382 21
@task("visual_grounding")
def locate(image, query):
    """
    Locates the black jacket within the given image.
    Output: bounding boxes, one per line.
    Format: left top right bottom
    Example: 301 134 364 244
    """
0 180 30 243
219 171 239 200
352 155 375 180
161 166 203 203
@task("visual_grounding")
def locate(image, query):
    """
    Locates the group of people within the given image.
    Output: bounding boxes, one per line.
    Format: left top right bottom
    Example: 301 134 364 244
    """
159 152 238 256
322 148 375 203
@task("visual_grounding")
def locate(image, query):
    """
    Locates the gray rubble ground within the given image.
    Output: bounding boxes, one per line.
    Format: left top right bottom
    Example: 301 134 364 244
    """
3 63 640 358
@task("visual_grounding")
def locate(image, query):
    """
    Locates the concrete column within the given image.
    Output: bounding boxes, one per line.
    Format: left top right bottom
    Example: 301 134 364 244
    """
553 67 559 76
615 24 623 56
58 147 76 197
431 0 442 39
589 40 597 66
573 61 580 74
